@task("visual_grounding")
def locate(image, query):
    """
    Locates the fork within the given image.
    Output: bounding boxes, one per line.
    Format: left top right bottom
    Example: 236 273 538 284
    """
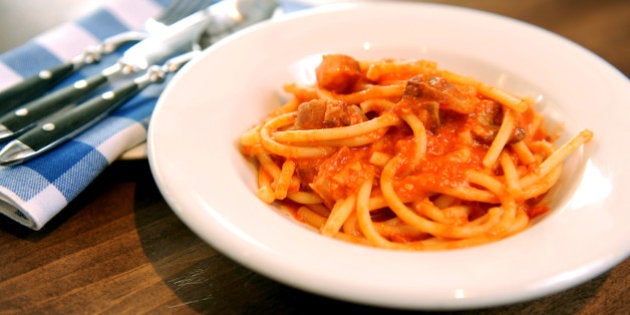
0 0 215 116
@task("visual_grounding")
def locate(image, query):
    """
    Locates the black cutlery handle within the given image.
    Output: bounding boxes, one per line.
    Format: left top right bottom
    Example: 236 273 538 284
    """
0 72 109 135
18 81 141 152
0 62 76 115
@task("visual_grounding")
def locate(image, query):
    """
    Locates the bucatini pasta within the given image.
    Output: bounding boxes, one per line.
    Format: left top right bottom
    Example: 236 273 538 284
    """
239 54 593 250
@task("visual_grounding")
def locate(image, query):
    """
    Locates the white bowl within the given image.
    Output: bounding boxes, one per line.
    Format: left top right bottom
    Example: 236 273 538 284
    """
147 1 630 310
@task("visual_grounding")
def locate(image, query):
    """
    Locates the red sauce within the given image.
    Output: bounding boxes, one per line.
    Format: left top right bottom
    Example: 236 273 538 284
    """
394 113 487 199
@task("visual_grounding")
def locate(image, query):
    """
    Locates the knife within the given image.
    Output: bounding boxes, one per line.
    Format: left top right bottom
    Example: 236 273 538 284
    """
0 0 279 165
0 31 146 117
0 52 198 166
0 0 233 142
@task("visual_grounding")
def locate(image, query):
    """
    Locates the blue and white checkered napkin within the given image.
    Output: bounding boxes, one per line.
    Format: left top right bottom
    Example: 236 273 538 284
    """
0 0 313 230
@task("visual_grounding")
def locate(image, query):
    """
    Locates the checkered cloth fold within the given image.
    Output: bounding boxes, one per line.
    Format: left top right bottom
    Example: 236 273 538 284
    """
0 0 309 230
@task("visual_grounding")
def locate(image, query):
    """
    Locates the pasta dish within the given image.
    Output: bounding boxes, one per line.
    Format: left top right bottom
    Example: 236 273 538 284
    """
239 54 593 250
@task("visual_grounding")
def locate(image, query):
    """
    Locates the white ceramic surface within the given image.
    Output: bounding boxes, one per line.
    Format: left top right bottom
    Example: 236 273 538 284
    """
147 2 630 310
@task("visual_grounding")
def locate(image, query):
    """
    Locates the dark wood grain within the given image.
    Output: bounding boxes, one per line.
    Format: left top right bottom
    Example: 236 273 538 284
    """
0 1 628 314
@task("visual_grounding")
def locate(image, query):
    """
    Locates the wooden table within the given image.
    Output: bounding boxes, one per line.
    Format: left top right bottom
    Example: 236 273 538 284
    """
1 1 628 314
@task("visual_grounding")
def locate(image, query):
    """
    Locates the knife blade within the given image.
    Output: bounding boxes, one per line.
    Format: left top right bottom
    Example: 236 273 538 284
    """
0 0 237 142
0 0 279 165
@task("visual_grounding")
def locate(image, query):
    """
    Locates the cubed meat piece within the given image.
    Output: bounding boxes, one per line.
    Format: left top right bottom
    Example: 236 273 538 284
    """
405 75 474 114
295 99 366 130
315 54 362 94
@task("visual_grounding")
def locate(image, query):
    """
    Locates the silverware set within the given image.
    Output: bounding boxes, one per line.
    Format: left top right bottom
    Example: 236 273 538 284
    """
0 0 278 165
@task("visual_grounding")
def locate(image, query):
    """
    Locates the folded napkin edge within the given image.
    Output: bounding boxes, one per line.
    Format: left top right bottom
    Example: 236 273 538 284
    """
0 191 39 229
